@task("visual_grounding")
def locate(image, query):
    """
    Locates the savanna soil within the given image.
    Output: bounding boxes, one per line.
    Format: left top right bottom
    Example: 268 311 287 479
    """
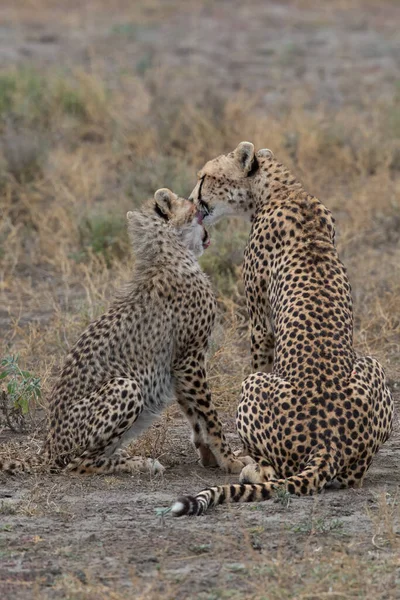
1 416 400 600
0 1 399 598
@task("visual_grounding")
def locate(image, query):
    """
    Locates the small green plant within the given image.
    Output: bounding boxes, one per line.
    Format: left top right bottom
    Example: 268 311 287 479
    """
273 486 292 508
154 506 171 526
0 355 41 432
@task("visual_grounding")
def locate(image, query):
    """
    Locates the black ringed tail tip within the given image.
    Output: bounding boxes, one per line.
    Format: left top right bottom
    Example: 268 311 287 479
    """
171 495 204 517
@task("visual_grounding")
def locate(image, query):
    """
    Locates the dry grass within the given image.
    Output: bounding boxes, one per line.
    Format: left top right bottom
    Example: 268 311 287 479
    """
0 1 399 598
2 484 396 600
25 520 400 600
366 490 400 552
28 553 399 600
1 70 399 398
0 36 399 499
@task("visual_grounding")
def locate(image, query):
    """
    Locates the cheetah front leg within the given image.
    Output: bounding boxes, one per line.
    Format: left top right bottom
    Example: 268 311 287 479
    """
174 354 248 474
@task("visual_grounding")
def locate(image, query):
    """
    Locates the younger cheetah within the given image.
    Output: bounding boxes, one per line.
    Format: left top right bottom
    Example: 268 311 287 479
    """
1 189 246 476
172 143 394 516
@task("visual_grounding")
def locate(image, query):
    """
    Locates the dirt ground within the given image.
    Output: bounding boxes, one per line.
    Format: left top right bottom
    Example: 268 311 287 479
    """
0 1 399 598
1 414 399 599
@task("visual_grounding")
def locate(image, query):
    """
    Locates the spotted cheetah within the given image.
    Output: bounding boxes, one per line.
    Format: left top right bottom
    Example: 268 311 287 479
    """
171 142 394 516
1 189 246 476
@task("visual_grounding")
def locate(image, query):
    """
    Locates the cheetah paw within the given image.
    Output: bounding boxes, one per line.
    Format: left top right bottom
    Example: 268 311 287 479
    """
222 456 255 474
239 463 262 484
233 450 255 465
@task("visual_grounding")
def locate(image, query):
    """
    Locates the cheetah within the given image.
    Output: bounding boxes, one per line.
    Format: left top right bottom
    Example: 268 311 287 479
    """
1 189 246 476
171 142 394 516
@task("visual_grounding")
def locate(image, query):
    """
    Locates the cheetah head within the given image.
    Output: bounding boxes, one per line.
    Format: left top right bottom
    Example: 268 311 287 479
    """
190 141 273 225
153 188 210 257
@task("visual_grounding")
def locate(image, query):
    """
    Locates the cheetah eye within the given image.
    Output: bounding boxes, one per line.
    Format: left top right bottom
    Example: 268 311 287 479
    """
199 199 210 216
197 176 211 216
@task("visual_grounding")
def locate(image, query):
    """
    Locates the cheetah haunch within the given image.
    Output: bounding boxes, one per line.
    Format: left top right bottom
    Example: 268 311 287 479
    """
1 189 245 476
172 142 394 516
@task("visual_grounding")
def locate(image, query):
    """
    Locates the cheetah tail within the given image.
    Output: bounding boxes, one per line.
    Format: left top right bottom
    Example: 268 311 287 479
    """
171 482 279 516
171 451 336 516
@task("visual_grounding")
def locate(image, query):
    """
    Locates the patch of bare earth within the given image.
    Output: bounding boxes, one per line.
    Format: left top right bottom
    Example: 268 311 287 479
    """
0 412 399 600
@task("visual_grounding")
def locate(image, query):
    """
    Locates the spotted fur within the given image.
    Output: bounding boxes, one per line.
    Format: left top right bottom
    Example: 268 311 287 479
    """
1 189 246 476
172 143 394 515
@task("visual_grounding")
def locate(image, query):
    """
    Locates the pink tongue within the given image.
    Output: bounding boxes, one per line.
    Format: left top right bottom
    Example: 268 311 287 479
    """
203 238 211 249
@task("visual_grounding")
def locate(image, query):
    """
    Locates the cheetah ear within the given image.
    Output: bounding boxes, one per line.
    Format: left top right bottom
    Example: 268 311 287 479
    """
257 148 274 159
154 188 174 220
235 141 257 176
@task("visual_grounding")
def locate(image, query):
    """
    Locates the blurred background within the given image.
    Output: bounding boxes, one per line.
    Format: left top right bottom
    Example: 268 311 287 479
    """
0 3 399 598
0 0 399 428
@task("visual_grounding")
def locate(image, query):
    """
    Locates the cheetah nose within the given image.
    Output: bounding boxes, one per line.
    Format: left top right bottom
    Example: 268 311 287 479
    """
196 211 204 224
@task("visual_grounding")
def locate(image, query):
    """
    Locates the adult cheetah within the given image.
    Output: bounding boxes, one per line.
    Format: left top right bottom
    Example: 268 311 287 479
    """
1 189 246 476
172 142 394 516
